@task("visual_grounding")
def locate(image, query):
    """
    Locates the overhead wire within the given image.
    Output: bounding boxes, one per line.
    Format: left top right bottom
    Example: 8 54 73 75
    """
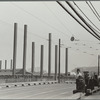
10 2 70 38
61 38 99 55
73 1 100 33
65 1 100 40
11 2 81 51
86 1 100 21
89 1 100 20
10 1 98 54
56 1 100 55
0 3 63 43
61 38 100 55
52 38 97 57
0 3 73 49
56 1 100 41
43 2 74 37
0 17 49 41
61 44 97 56
9 1 100 56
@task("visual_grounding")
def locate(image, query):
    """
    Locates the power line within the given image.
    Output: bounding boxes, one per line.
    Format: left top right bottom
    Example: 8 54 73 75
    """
86 1 100 21
61 44 97 56
73 1 100 33
43 2 74 37
56 1 100 41
89 1 100 20
65 1 100 40
0 17 48 41
10 2 70 38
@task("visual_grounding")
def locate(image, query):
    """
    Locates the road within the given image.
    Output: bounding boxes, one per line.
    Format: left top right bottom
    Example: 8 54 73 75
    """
0 83 75 99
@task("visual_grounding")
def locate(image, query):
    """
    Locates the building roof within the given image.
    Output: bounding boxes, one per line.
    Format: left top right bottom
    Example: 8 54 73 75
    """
71 66 98 75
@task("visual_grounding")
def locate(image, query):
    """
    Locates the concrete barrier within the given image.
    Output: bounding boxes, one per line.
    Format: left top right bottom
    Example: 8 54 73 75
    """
33 83 36 85
14 84 18 87
27 83 31 86
86 87 100 95
39 83 42 85
22 83 26 86
67 92 85 99
43 82 46 85
6 85 11 88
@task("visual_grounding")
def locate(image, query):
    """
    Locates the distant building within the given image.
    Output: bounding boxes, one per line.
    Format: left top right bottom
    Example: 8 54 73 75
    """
71 66 99 76
0 69 32 76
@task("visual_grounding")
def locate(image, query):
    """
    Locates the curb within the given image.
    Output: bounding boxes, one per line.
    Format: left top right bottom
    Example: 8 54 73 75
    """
67 92 85 100
0 81 58 88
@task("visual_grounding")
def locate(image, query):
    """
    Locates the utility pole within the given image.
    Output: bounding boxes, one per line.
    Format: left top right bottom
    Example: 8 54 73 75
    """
31 42 35 74
58 39 61 83
98 55 100 76
13 23 17 76
10 59 13 70
0 60 1 72
55 45 58 80
5 60 7 70
65 48 68 76
48 33 51 77
40 45 44 79
23 25 27 76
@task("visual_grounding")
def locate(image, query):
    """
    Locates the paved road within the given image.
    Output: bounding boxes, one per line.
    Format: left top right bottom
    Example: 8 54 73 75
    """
0 83 75 99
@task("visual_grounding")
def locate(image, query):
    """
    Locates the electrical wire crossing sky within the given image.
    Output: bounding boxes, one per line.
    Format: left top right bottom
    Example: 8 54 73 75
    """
0 1 100 72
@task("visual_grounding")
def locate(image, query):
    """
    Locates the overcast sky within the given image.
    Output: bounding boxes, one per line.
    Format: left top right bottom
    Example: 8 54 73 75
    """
0 1 100 72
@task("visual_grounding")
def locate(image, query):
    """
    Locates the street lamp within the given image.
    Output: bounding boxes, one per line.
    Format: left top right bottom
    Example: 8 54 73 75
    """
70 36 79 41
70 36 75 41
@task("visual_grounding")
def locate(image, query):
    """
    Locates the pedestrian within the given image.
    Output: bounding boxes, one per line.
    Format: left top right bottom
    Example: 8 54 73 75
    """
73 68 85 94
76 69 83 91
76 69 82 78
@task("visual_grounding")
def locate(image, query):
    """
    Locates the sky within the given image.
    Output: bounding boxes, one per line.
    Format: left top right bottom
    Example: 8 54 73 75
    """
0 1 100 73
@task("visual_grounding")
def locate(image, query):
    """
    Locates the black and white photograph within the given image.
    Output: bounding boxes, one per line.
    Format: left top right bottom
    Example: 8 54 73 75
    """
0 0 100 99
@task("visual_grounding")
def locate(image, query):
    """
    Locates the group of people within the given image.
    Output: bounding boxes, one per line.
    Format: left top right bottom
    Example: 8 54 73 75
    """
75 69 100 93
